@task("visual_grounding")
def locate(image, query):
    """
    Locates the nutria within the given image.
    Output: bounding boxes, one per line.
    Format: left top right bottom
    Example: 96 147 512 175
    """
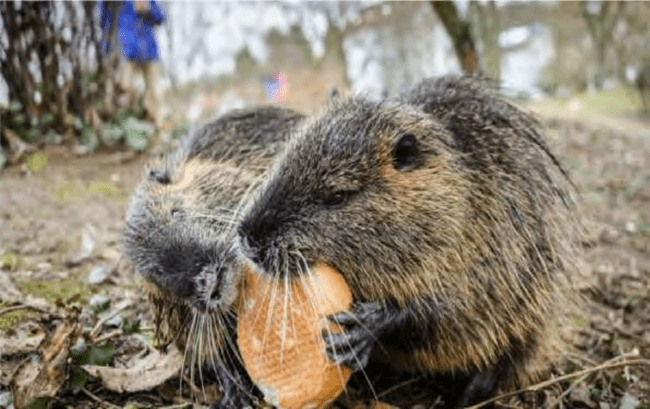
237 76 580 407
123 106 304 407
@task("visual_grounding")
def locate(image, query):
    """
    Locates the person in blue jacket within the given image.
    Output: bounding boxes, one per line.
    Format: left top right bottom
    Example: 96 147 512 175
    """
99 0 165 122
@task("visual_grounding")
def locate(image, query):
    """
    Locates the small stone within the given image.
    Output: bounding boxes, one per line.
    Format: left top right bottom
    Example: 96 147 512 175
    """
570 385 596 408
66 224 96 266
619 393 640 409
88 264 114 285
105 314 123 328
90 295 110 312
0 391 13 408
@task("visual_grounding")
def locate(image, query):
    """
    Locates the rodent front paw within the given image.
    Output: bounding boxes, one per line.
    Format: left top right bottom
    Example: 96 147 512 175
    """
323 301 389 372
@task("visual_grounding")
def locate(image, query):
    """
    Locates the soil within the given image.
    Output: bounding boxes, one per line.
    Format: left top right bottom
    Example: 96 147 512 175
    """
0 92 649 408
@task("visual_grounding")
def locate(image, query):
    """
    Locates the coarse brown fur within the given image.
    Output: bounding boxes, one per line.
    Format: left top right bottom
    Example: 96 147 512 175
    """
238 76 581 407
123 106 304 407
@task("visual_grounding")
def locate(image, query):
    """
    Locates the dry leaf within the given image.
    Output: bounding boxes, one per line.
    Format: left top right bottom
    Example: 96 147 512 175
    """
11 307 81 408
81 344 182 392
0 333 45 356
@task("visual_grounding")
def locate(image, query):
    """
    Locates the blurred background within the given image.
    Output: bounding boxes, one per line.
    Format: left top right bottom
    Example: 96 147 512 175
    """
1 2 649 408
1 0 650 161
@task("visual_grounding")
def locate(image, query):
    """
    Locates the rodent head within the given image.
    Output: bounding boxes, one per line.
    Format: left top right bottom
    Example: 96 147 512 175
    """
125 155 254 313
238 98 468 304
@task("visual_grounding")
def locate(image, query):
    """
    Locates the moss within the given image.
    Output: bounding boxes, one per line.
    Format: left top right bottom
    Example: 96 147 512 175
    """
87 181 122 197
53 182 80 205
0 252 20 271
19 275 90 305
0 302 35 330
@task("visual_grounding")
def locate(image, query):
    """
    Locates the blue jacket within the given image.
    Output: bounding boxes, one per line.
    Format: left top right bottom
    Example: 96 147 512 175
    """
99 1 165 63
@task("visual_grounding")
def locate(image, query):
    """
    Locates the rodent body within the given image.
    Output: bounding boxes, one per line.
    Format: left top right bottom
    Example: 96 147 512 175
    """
238 76 580 407
124 106 304 407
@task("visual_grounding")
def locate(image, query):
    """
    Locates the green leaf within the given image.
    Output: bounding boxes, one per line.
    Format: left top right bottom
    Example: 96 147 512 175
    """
44 130 62 145
70 341 116 366
70 365 89 392
8 100 22 111
11 113 25 126
122 319 141 334
40 113 57 127
73 116 85 131
27 152 48 172
172 123 190 139
25 397 48 409
87 343 117 366
0 253 19 270
100 123 125 146
125 127 149 151
24 128 39 144
80 127 100 152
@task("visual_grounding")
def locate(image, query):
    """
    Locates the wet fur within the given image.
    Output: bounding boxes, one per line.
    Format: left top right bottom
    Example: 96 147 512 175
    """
124 106 304 407
238 76 580 407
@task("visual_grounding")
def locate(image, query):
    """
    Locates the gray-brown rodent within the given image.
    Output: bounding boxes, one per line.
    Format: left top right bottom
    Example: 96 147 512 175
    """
237 76 580 407
123 106 304 408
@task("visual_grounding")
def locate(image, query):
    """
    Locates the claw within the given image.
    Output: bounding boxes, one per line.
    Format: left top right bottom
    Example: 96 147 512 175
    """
322 301 390 372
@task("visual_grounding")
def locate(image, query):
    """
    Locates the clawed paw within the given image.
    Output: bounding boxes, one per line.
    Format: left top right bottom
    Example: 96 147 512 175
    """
322 301 388 372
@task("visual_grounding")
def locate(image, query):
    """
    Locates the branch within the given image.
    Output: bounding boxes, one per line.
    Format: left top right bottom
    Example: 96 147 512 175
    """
466 354 650 409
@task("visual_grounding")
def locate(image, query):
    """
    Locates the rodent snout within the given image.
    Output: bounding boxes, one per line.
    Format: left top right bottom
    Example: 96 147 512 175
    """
193 264 228 312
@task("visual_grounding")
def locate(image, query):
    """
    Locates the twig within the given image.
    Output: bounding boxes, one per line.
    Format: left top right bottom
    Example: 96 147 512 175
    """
81 387 122 409
465 356 650 409
377 376 423 399
158 404 193 409
89 301 131 339
93 329 123 344
0 303 47 317
547 372 591 408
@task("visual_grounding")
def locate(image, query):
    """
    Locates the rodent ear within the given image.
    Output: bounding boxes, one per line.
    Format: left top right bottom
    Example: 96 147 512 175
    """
392 133 421 171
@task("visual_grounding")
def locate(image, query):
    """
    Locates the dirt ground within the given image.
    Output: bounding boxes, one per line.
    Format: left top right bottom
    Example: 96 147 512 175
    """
0 90 649 408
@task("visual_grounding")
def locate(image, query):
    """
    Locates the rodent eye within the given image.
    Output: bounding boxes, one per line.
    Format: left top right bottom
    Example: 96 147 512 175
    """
321 191 349 207
392 133 421 171
149 169 171 184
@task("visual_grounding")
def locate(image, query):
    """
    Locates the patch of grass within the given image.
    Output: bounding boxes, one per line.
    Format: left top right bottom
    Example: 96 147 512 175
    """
87 181 121 197
0 312 22 329
0 252 20 270
19 276 90 305
0 302 34 329
575 87 641 116
27 152 49 172
52 182 80 205
528 86 643 119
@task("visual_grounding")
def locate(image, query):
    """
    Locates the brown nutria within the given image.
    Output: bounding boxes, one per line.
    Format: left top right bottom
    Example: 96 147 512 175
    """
123 106 304 408
237 76 580 407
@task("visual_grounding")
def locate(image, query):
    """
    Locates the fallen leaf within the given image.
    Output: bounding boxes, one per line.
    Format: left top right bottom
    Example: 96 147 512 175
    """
0 271 23 302
10 307 81 408
0 333 45 356
81 344 183 393
569 384 596 409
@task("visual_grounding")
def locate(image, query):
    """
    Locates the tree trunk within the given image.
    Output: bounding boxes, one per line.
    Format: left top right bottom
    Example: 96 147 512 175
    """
581 1 625 89
430 1 480 75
